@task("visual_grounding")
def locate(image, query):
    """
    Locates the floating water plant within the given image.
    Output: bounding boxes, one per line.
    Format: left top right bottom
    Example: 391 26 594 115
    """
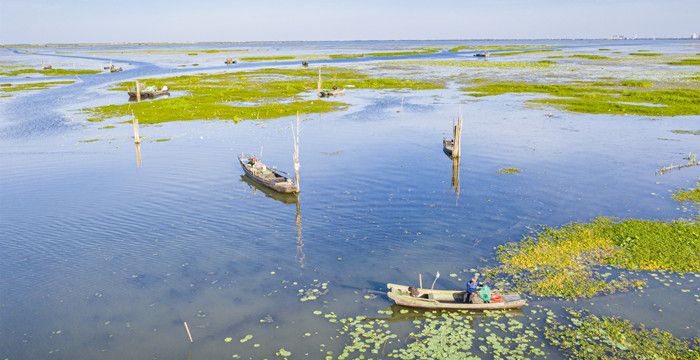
84 67 443 124
668 59 700 66
496 217 699 298
463 80 700 116
629 52 663 57
0 68 100 76
671 129 700 135
497 167 521 174
402 60 553 69
673 183 700 205
0 80 74 93
570 54 612 60
545 309 699 359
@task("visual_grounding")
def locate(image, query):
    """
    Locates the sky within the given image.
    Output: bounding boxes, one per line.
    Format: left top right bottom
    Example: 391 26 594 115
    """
1 0 699 44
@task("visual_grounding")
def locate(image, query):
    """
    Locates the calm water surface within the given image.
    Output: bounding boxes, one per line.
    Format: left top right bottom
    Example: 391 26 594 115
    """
1 40 699 359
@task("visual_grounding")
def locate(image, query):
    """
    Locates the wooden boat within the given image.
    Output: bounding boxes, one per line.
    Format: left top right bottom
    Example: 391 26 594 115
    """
443 138 454 157
225 57 238 65
239 155 298 194
387 283 527 310
42 65 52 70
474 52 490 58
302 61 309 67
128 84 170 101
109 65 123 72
319 87 344 97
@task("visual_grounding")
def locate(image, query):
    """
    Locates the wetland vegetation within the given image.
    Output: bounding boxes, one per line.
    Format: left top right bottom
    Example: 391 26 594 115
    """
463 80 700 116
85 67 444 123
495 217 700 298
0 80 74 94
0 67 100 76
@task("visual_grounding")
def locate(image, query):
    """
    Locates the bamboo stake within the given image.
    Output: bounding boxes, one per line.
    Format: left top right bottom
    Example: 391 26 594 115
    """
131 110 140 144
183 321 193 343
419 273 423 288
135 80 141 102
317 69 322 93
452 115 462 158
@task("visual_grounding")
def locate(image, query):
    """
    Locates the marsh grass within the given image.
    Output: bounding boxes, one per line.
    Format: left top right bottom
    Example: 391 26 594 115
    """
570 54 612 60
545 309 699 359
671 129 700 135
86 67 443 123
668 59 700 66
449 45 553 52
491 49 556 57
629 52 663 57
496 217 700 298
463 80 700 116
0 68 100 76
0 80 74 93
402 60 553 69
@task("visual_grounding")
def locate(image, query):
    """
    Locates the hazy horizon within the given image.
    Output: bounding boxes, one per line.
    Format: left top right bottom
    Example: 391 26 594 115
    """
1 0 699 44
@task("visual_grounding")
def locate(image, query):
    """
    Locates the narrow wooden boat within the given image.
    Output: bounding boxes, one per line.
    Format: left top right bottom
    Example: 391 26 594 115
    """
443 138 454 157
302 61 309 67
240 175 298 204
128 84 170 101
239 155 298 194
387 283 527 310
474 52 490 58
225 57 238 65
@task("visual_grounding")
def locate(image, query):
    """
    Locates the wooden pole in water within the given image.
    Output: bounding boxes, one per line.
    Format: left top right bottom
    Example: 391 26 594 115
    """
293 113 300 193
453 114 462 158
317 69 322 93
419 273 423 289
135 80 141 103
131 110 140 144
183 321 193 343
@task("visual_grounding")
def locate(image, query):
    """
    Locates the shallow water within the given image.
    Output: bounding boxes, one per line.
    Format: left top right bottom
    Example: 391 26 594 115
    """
1 40 699 359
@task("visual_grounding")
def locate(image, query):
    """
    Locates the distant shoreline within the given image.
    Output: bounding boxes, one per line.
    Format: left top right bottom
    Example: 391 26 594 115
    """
2 38 699 48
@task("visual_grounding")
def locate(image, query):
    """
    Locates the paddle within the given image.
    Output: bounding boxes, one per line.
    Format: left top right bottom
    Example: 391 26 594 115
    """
431 271 440 290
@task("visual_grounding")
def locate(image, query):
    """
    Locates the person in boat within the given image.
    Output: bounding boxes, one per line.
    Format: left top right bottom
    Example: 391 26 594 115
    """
407 286 421 297
463 275 483 304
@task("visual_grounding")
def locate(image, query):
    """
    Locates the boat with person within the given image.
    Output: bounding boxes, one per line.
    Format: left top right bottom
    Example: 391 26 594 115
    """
225 57 238 65
387 283 527 310
238 155 298 194
474 52 490 58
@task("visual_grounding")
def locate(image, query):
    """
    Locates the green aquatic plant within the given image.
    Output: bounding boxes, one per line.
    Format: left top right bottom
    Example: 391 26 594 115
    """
673 183 700 205
240 55 297 61
0 80 74 93
79 139 99 143
463 80 700 116
497 167 521 174
491 49 556 57
671 129 700 135
449 45 553 52
85 67 443 124
402 60 553 69
629 52 663 57
0 68 100 76
570 54 612 60
545 309 699 359
329 49 439 59
327 309 546 359
598 48 611 51
497 217 700 298
668 59 700 66
153 138 171 142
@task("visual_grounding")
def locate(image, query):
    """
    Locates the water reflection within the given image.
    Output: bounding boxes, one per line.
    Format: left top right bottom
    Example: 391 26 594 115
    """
451 156 460 197
295 199 304 269
239 175 304 268
134 142 142 167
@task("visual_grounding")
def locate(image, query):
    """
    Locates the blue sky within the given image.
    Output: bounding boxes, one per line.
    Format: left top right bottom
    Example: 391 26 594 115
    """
1 0 698 43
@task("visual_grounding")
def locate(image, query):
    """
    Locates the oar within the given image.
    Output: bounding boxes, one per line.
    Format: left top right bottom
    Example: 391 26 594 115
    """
430 271 440 290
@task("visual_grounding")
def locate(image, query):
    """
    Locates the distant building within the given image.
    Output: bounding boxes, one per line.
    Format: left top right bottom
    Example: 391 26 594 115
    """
692 33 699 39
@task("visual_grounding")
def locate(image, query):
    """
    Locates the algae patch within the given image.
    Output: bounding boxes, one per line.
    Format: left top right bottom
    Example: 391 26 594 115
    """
0 68 100 77
497 167 521 175
0 80 75 94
